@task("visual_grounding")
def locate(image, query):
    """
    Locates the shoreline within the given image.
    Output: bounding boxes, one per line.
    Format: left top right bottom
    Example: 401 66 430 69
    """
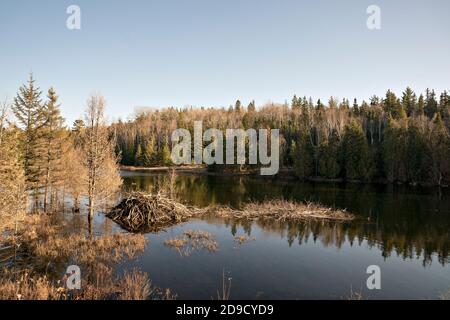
120 165 449 188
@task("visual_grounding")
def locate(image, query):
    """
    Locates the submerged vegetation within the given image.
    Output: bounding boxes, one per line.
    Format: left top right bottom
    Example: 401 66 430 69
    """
164 230 219 257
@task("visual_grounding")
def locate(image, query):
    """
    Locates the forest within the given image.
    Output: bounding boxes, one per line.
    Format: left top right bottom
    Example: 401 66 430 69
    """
1 75 450 299
0 74 121 224
2 75 450 227
113 87 450 186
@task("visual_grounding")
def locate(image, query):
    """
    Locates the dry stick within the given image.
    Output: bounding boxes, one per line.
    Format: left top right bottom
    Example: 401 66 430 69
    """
107 192 354 232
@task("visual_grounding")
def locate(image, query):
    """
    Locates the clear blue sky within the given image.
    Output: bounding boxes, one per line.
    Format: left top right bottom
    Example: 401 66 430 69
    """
1 0 449 125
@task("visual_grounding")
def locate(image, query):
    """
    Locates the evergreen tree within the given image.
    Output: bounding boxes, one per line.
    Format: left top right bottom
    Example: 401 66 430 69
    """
142 139 156 166
341 121 373 180
428 114 450 185
318 130 340 178
382 117 409 182
235 100 242 113
424 88 438 119
160 139 172 166
401 87 417 117
439 91 450 119
384 90 404 119
135 143 143 166
41 87 65 211
293 131 315 179
417 94 425 116
291 95 300 110
12 74 45 203
71 119 85 147
247 100 256 112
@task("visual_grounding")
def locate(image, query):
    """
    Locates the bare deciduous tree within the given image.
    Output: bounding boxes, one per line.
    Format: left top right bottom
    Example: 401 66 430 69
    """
0 100 27 234
81 94 122 222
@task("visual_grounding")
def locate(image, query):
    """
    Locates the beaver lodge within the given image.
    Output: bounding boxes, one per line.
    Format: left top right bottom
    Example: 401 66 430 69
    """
107 192 196 232
107 192 354 232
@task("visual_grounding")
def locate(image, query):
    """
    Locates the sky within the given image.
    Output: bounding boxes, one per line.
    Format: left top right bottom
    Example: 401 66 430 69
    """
0 0 449 125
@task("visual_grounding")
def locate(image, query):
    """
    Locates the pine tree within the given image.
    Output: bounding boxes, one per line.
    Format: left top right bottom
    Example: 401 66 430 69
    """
12 74 45 205
291 95 300 110
135 143 143 166
428 114 450 185
160 139 172 166
235 100 242 113
352 98 360 115
401 87 417 117
439 91 450 119
293 130 315 179
424 88 438 119
41 87 65 211
384 90 404 119
72 119 85 147
341 121 373 180
382 117 409 182
417 94 425 116
142 139 156 166
247 100 256 112
318 130 340 178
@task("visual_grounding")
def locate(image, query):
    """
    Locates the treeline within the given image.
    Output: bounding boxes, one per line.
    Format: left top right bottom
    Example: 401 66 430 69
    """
0 75 121 229
113 88 450 186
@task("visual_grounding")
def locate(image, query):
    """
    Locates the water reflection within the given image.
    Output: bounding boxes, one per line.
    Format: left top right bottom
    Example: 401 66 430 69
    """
122 171 450 266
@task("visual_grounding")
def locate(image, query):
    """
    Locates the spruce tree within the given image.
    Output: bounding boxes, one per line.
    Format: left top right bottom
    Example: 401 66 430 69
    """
424 88 438 119
160 139 172 166
135 143 143 166
41 87 65 211
341 121 373 181
384 90 403 119
12 74 45 203
401 87 417 117
318 130 340 179
142 139 156 166
293 130 315 179
417 94 425 116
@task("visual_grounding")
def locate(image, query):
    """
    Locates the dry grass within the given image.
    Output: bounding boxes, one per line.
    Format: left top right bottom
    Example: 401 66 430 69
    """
216 270 232 300
0 215 175 300
0 269 65 300
233 235 256 247
347 287 364 300
164 230 218 257
213 200 353 222
439 289 450 300
117 269 176 300
14 215 146 266
0 267 175 300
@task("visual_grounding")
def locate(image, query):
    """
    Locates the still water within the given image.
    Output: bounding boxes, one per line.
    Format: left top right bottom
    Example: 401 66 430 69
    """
90 171 450 299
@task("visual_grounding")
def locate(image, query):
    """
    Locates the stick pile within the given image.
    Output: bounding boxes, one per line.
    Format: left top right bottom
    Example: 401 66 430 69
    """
107 192 193 232
213 200 353 222
107 193 354 232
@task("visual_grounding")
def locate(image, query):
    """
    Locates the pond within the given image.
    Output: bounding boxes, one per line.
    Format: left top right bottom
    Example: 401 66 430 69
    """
85 171 450 299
